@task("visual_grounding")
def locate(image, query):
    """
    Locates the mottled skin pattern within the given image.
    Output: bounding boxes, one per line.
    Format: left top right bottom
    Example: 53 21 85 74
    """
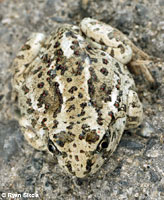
12 18 143 178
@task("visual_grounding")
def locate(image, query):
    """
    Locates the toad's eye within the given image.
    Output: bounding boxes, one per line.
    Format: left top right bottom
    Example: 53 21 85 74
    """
101 140 109 149
48 139 60 155
96 131 110 152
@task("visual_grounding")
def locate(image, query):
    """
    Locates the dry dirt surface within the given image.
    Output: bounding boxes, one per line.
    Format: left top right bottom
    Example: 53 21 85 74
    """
0 0 164 199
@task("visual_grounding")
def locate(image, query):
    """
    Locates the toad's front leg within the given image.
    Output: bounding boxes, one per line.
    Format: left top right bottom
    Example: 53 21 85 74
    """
12 33 46 89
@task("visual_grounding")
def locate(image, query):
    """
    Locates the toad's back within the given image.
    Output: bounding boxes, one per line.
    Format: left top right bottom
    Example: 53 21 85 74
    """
12 23 140 177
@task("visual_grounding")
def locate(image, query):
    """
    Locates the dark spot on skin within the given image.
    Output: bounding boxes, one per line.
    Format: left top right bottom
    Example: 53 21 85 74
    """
116 84 120 89
52 120 59 128
56 57 62 63
26 98 32 106
41 53 51 63
62 152 67 159
54 82 63 103
101 52 106 56
90 57 98 63
41 118 47 125
66 122 74 129
73 143 77 147
68 131 75 137
27 108 34 114
16 55 24 60
37 102 42 108
119 90 123 96
77 110 85 117
93 28 100 31
31 119 37 128
67 77 72 82
33 66 42 74
114 102 119 108
38 72 43 78
97 117 103 126
66 162 73 173
44 103 50 112
81 124 90 130
107 32 114 39
118 44 125 54
117 96 121 102
47 69 56 79
56 49 63 56
21 44 31 51
54 41 60 48
22 85 29 94
110 49 114 57
70 45 75 50
78 92 83 98
66 96 75 102
86 45 92 51
56 64 67 75
53 107 62 118
104 96 112 102
80 102 87 109
96 164 99 168
102 58 108 65
75 155 79 161
88 79 95 96
99 38 105 45
41 90 48 97
108 111 115 121
74 63 84 76
79 131 85 140
56 140 64 147
66 31 77 39
46 77 51 83
72 40 79 45
117 79 121 85
68 86 78 94
115 62 122 74
89 67 98 82
100 83 106 91
90 21 97 25
74 50 80 56
37 82 44 88
86 159 93 173
66 104 75 112
100 67 108 76
86 130 100 143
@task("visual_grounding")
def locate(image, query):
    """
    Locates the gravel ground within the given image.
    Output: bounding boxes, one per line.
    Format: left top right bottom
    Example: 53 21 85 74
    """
0 0 164 199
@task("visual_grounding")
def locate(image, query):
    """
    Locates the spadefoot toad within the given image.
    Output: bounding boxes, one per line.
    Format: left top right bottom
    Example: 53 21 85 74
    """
12 18 144 178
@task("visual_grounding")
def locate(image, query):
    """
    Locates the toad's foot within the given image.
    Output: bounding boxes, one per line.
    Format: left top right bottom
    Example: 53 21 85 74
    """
128 43 155 85
128 60 155 85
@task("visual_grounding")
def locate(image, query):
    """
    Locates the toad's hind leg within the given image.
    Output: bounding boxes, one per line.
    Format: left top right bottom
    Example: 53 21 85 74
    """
80 17 133 65
80 17 155 84
125 90 143 130
12 33 46 116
